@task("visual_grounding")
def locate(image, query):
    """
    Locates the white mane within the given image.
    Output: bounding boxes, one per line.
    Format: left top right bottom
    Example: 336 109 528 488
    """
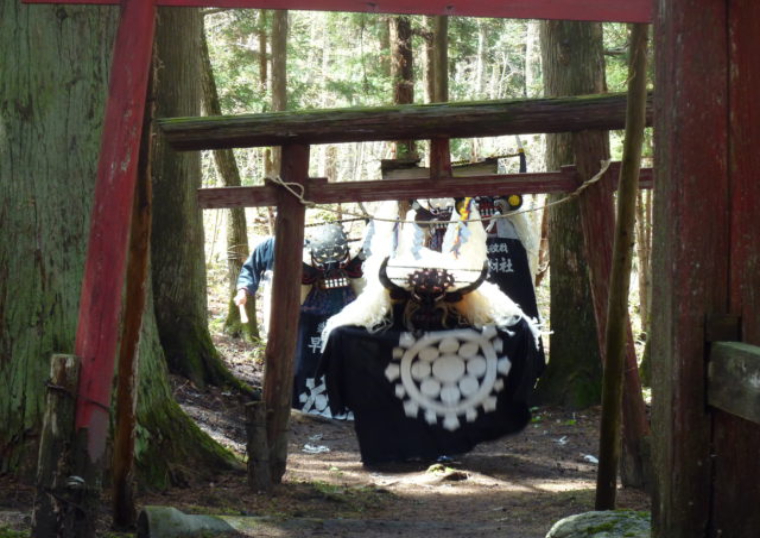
321 202 540 349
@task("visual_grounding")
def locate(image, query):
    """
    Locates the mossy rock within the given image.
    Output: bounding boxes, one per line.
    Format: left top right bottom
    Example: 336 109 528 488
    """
546 510 650 538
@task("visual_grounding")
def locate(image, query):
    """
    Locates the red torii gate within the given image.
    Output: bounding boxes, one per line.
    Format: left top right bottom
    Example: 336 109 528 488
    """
20 0 652 477
25 0 654 537
21 0 760 537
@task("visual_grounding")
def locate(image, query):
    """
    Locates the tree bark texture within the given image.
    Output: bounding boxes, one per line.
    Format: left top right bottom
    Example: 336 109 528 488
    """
199 19 258 341
422 16 435 103
0 0 238 493
0 3 118 477
390 16 416 159
151 8 238 389
258 11 268 92
270 9 288 172
534 20 604 409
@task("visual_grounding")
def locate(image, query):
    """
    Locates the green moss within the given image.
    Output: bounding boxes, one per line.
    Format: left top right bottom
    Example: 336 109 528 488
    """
0 528 30 538
136 396 241 490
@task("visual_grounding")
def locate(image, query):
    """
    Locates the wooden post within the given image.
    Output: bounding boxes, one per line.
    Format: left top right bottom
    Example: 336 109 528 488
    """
245 401 272 492
69 3 157 536
573 168 651 490
263 144 309 483
430 14 451 180
32 355 80 538
709 1 760 535
594 22 649 510
112 75 155 528
652 1 730 535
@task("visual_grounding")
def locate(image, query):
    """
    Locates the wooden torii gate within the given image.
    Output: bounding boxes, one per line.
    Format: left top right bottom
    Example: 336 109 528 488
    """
22 0 652 536
160 96 655 486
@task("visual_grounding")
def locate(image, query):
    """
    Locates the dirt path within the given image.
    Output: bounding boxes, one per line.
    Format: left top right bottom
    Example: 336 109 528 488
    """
156 357 650 538
0 322 650 538
0 357 649 538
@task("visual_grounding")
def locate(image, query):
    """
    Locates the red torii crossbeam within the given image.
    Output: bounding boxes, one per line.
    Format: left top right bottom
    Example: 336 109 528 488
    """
25 0 653 22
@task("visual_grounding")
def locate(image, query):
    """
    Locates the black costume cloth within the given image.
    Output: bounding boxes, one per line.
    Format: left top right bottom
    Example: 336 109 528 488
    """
319 312 544 464
293 256 363 415
486 222 546 367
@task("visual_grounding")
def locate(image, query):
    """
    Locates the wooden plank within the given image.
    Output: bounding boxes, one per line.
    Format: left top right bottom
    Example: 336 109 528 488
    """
708 342 760 425
22 0 653 23
710 2 760 536
159 92 653 151
728 0 760 352
651 0 730 536
380 159 498 180
262 144 309 483
112 98 154 529
704 313 741 343
196 165 653 209
73 0 156 464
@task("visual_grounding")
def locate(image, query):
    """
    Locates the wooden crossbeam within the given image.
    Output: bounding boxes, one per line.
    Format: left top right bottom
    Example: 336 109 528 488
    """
23 0 653 23
159 92 652 151
197 164 654 209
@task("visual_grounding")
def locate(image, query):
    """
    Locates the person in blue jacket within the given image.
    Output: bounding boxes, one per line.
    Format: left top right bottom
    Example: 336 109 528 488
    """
234 225 363 419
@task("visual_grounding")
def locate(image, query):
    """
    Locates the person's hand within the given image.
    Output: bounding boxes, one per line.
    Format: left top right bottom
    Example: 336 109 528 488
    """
234 289 248 307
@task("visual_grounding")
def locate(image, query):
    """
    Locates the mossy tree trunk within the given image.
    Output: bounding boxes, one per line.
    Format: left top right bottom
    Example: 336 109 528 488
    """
0 1 238 484
533 20 605 409
150 8 241 389
0 3 117 477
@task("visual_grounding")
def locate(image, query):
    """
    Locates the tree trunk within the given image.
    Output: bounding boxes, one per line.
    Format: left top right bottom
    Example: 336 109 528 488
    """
258 10 268 93
524 20 541 97
0 4 118 478
635 189 652 331
199 17 258 342
390 16 416 160
0 1 238 487
635 188 653 387
422 16 435 103
151 8 240 389
270 10 288 171
534 20 604 409
258 11 274 235
539 20 651 489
